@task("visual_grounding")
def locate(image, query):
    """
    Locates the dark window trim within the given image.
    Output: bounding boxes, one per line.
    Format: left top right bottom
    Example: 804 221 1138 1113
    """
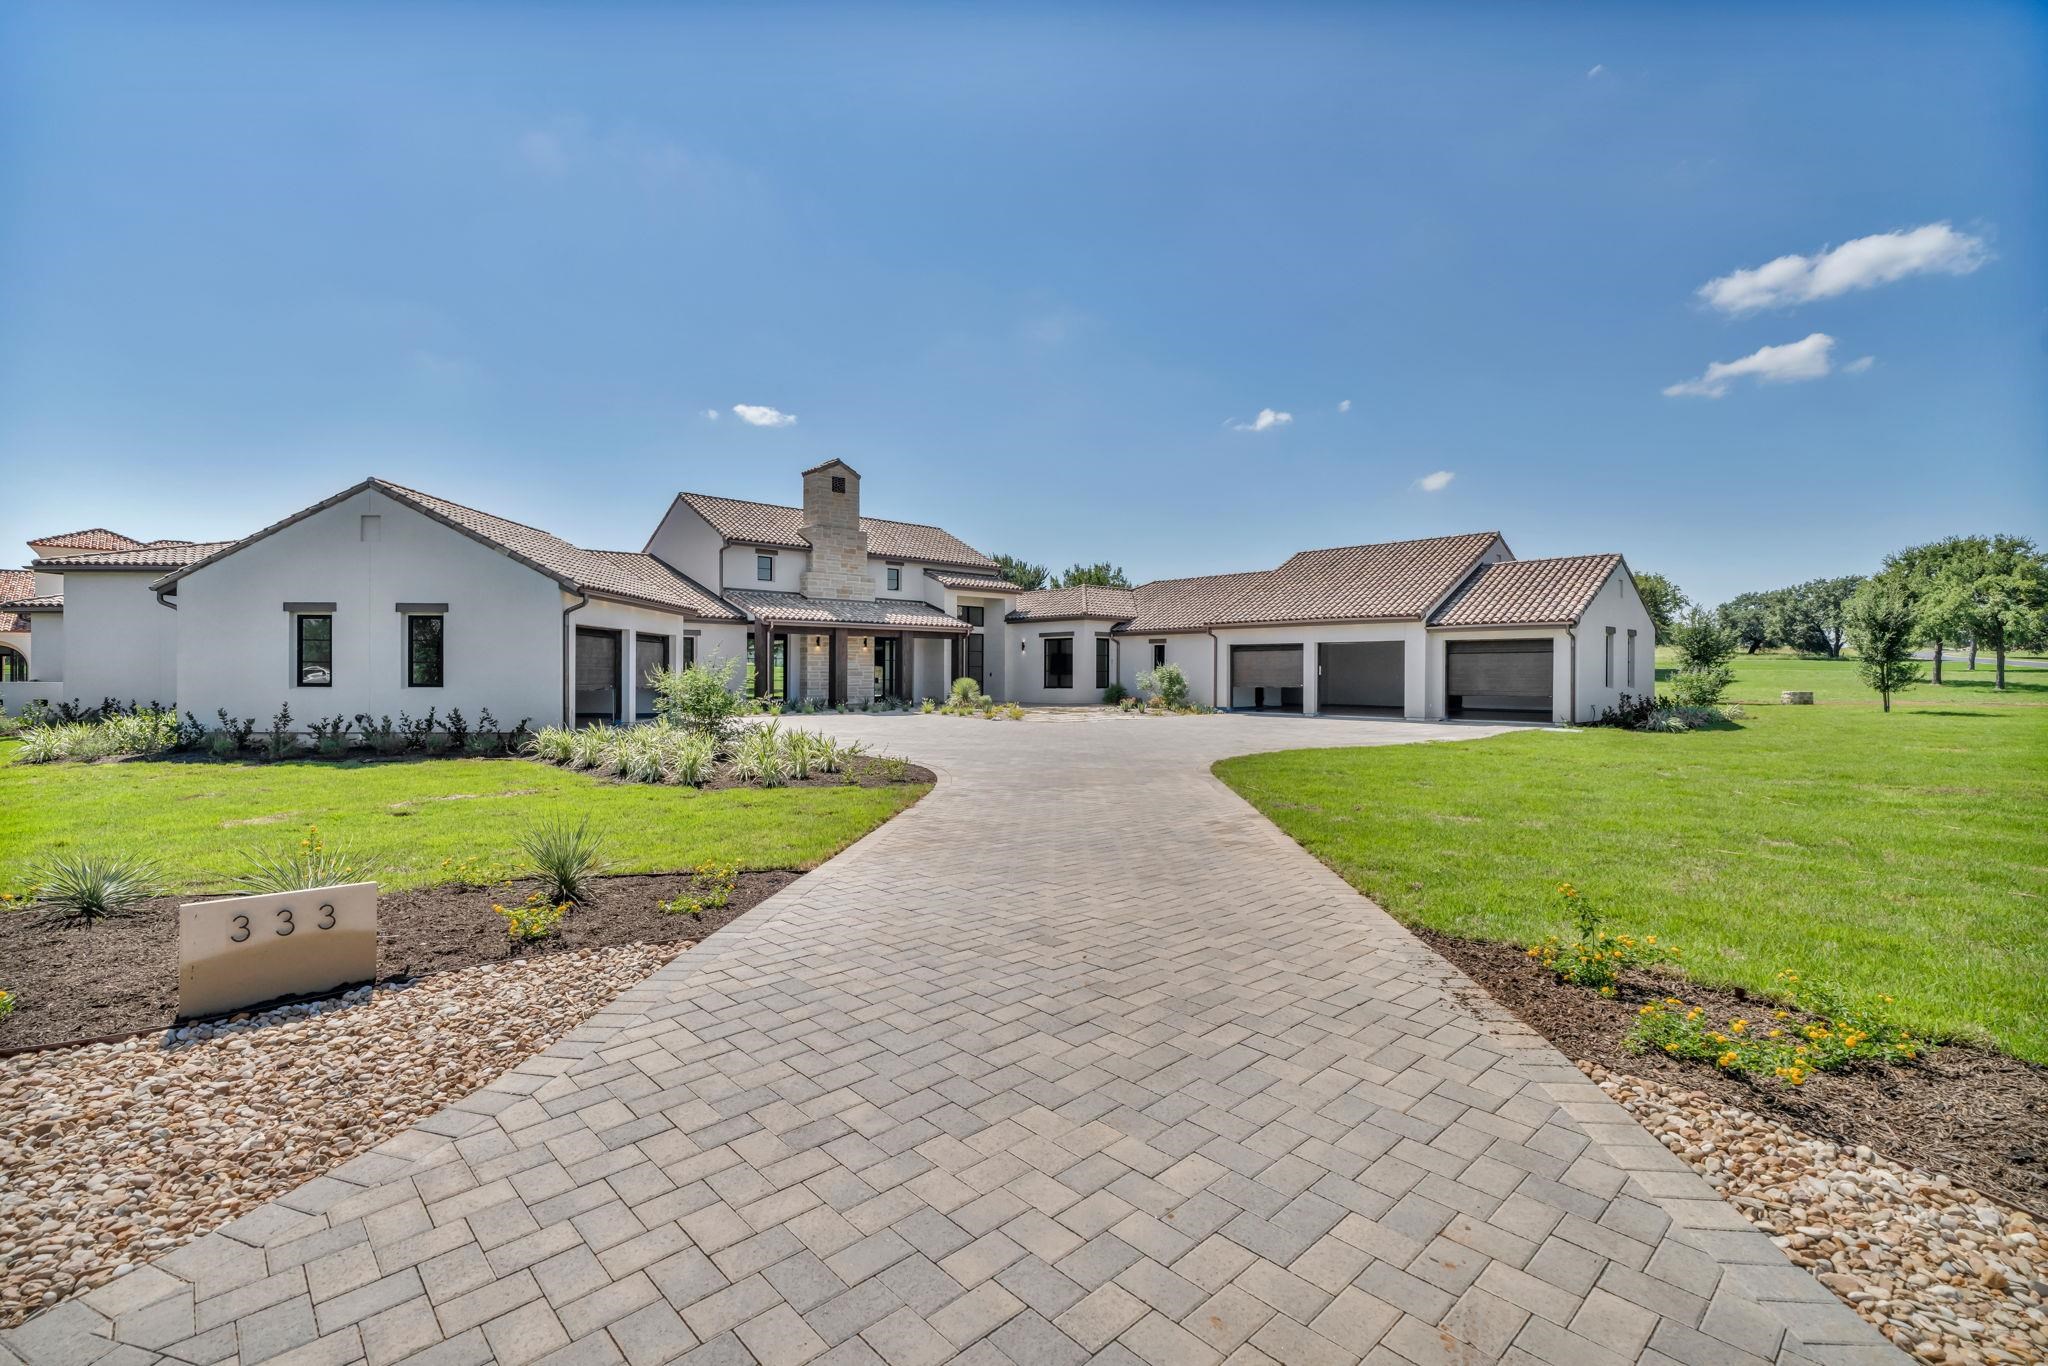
1044 636 1074 690
395 601 449 614
756 551 776 581
886 564 902 591
295 612 333 689
282 601 337 613
1604 626 1615 687
406 612 445 688
1152 640 1167 668
1095 636 1111 689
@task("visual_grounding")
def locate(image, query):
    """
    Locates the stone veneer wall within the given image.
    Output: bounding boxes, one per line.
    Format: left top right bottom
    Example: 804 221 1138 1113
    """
795 631 877 705
798 464 874 602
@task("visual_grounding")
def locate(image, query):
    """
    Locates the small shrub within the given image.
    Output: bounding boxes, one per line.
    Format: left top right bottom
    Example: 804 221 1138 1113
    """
463 731 502 756
236 824 368 893
519 815 609 904
653 656 752 744
437 853 519 887
729 722 792 787
31 851 164 922
494 890 570 944
216 710 258 751
1102 682 1128 705
1628 972 1919 1086
1135 664 1190 709
443 708 470 750
0 987 15 1024
1662 665 1732 709
1526 882 1679 996
876 755 910 782
264 704 299 760
526 726 575 764
920 698 936 714
1668 609 1737 672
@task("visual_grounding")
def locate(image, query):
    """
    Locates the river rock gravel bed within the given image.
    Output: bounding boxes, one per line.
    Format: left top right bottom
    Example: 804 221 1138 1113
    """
0 942 681 1329
1586 1063 2048 1365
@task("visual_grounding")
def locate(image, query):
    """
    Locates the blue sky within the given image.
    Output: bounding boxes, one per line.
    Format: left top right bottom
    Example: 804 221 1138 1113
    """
2 2 2041 608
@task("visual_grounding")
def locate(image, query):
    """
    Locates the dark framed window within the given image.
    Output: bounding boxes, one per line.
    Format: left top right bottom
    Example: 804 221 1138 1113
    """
887 565 902 591
683 635 697 666
0 644 24 682
1095 637 1110 689
959 604 984 627
1044 637 1073 690
296 614 333 688
1627 629 1638 688
406 614 444 687
756 553 775 581
1604 627 1615 687
1152 641 1166 669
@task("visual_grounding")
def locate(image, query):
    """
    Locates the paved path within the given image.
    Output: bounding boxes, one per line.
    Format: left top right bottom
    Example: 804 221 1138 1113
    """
5 713 1900 1366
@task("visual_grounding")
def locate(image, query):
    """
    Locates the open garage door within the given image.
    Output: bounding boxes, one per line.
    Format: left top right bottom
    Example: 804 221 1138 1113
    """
1447 638 1552 719
1318 641 1404 714
1231 644 1302 711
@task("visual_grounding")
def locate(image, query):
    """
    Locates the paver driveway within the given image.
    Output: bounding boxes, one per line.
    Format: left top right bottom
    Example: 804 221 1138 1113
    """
4 713 1900 1366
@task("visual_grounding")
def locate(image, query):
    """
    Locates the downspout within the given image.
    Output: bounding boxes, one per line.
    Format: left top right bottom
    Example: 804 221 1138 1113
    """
1208 630 1221 710
1566 627 1577 726
561 591 589 727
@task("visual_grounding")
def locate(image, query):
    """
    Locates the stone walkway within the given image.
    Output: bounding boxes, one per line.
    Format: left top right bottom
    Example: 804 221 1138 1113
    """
3 713 1902 1366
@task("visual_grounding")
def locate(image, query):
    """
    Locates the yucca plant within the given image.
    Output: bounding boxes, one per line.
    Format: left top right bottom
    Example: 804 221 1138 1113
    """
518 815 610 904
729 722 792 787
525 726 575 763
566 727 611 772
666 731 717 786
235 825 369 893
31 851 164 923
14 727 62 764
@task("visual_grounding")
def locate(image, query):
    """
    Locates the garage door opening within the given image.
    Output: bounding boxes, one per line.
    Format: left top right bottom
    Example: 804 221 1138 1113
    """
1231 644 1303 711
1317 641 1404 715
1446 638 1553 720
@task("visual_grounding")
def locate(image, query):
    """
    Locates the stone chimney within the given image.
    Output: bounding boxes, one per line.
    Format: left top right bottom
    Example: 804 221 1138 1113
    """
797 460 874 600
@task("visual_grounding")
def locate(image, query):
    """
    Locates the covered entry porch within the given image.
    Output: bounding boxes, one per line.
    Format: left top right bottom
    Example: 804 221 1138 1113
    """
726 590 970 708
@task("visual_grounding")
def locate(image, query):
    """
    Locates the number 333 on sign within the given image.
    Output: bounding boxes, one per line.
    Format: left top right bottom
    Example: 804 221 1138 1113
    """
178 883 378 1020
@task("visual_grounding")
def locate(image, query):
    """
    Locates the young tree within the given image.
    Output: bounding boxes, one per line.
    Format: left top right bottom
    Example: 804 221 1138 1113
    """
1666 609 1736 671
1880 535 1985 684
1844 581 1925 712
1058 562 1132 588
992 553 1049 591
1632 573 1687 638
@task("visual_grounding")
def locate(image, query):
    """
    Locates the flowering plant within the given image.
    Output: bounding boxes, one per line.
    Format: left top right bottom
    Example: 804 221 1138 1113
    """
493 890 570 943
1525 882 1679 996
1627 972 1919 1085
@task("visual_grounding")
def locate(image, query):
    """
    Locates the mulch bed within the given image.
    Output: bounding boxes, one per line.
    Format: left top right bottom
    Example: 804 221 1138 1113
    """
0 870 800 1052
1415 927 2048 1217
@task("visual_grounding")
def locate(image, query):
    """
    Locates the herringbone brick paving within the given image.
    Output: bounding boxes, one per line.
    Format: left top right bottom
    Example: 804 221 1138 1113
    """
2 713 1903 1366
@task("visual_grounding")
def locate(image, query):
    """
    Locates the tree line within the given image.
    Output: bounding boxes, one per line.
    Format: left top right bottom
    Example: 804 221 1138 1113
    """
1639 535 2045 708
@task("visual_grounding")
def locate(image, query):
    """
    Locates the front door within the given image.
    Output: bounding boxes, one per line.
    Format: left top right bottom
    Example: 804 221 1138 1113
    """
575 627 623 723
874 637 902 701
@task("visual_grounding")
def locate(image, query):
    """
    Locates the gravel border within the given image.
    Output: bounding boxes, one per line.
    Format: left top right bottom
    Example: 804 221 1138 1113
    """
1586 1063 2047 1364
0 943 681 1328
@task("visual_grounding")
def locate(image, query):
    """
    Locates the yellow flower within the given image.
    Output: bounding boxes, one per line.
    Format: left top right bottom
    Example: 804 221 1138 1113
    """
1730 1019 1747 1033
1716 1051 1738 1068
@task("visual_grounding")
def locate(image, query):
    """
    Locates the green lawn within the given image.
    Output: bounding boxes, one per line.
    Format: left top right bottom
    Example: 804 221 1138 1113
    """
1215 705 2048 1062
1663 646 2047 706
0 745 927 894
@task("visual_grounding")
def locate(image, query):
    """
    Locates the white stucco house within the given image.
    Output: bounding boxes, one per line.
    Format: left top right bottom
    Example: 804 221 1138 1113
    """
0 459 1654 726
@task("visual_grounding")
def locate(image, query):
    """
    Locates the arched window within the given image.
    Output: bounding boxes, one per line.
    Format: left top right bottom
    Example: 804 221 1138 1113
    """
0 644 25 683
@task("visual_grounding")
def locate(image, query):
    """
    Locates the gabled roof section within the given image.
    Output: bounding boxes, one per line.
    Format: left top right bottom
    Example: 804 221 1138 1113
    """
27 528 145 552
721 589 969 632
0 569 33 631
153 479 743 620
673 492 998 570
1 592 63 612
1006 584 1139 623
34 540 234 571
1118 571 1275 633
801 458 860 478
925 569 1022 596
1209 532 1502 626
1428 553 1624 628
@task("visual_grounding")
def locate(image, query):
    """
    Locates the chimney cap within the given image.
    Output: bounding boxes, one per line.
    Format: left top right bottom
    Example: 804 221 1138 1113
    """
801 458 861 479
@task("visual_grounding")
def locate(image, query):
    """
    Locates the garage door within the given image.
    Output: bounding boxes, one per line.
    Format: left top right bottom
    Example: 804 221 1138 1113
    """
1318 641 1404 711
1446 639 1552 718
1232 644 1302 687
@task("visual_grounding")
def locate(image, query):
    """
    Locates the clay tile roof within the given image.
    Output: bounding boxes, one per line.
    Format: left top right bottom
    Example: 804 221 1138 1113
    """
1118 571 1275 633
0 591 63 613
675 492 998 571
1006 584 1139 623
0 569 33 631
27 528 144 552
925 570 1023 596
1428 553 1624 628
151 479 743 621
34 540 235 570
1210 532 1502 626
720 589 969 632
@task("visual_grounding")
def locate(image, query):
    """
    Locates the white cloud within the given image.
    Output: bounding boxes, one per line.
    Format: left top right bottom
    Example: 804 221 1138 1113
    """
703 409 720 420
1697 223 1989 315
1587 64 1605 78
1663 332 1839 398
1415 470 1456 493
1337 399 1352 413
1843 355 1876 374
1231 408 1293 433
732 404 797 428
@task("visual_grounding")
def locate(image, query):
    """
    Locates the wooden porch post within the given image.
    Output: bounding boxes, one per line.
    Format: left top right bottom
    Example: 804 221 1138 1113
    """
754 622 771 696
828 629 846 706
